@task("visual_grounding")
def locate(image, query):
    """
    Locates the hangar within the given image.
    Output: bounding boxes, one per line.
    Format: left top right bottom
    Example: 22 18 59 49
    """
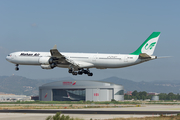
39 80 124 101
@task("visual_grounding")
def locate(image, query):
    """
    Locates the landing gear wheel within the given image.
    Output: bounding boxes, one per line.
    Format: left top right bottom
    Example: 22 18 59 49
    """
84 70 88 74
72 72 77 75
78 71 83 75
68 69 72 73
88 73 93 76
15 64 19 71
15 67 19 71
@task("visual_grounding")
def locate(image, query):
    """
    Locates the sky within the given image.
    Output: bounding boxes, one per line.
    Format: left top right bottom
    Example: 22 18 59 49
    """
0 0 180 82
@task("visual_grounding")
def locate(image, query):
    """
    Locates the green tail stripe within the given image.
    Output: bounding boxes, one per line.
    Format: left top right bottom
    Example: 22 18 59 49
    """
130 32 160 55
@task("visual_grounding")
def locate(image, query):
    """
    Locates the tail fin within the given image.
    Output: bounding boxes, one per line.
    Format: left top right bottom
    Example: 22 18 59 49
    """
130 32 160 55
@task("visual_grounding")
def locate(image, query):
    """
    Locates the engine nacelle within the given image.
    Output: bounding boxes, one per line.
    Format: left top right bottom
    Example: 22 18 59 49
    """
41 65 53 69
39 57 56 69
49 58 54 64
39 57 55 65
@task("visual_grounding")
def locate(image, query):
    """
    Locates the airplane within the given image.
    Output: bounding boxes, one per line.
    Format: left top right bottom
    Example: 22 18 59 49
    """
6 32 161 76
63 92 80 101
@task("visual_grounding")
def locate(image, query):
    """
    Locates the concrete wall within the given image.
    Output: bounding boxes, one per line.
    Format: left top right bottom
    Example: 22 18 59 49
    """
86 88 114 101
86 88 100 101
40 89 52 101
114 88 124 101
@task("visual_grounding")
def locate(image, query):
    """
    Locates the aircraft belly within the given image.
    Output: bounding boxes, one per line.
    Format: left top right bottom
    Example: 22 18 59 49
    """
94 61 119 68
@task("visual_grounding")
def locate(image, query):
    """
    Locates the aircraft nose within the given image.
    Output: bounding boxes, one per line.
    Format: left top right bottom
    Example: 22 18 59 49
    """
6 54 12 61
6 56 10 61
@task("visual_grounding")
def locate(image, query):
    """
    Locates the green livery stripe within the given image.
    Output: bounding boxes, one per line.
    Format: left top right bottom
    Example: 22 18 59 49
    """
130 32 160 55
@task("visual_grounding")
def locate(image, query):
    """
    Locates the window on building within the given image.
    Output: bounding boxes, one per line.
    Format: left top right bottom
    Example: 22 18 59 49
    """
53 89 85 101
115 90 124 95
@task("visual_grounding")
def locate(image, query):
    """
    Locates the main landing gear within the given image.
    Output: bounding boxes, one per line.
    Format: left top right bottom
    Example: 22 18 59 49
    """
15 64 19 71
68 68 93 76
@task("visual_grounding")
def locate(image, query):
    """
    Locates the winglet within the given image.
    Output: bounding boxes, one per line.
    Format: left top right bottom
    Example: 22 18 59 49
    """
52 45 57 49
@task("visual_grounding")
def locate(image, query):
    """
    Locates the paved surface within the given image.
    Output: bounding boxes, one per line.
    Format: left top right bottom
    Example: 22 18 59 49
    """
0 113 160 120
0 104 135 107
1 109 180 114
0 105 180 120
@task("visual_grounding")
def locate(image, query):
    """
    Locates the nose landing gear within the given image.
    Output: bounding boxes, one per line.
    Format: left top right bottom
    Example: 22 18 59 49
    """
15 64 19 71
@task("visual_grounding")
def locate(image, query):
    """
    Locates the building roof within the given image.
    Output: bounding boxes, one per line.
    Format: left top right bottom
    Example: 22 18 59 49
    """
39 80 123 89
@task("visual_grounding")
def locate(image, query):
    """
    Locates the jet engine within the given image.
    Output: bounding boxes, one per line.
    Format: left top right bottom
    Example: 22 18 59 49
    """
41 65 53 69
49 57 54 64
39 57 56 69
39 57 55 65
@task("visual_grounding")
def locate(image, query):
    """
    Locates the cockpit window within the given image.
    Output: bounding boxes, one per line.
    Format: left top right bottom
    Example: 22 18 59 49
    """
8 54 11 56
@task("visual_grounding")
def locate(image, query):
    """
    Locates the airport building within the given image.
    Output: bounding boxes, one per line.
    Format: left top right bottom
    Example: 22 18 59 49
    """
39 80 124 101
0 94 31 101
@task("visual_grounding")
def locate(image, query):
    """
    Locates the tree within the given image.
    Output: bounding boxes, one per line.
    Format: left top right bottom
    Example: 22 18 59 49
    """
167 92 176 100
158 93 167 100
139 91 147 100
46 112 71 120
132 90 139 96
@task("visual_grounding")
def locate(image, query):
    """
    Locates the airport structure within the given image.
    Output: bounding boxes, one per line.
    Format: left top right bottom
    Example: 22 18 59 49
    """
39 80 124 101
0 94 31 101
151 96 159 101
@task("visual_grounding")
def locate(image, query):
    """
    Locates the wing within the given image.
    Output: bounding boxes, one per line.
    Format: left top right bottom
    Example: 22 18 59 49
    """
50 45 94 69
50 45 65 58
50 45 78 66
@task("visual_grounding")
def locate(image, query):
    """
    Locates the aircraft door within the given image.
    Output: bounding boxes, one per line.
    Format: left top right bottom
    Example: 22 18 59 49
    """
124 56 128 62
91 55 97 62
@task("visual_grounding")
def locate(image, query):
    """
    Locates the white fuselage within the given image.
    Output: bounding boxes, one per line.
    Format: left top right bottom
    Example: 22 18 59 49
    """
5 32 161 76
6 51 146 69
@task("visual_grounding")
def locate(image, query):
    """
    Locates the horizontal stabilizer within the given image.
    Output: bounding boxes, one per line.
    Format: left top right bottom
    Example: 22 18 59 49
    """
139 53 151 59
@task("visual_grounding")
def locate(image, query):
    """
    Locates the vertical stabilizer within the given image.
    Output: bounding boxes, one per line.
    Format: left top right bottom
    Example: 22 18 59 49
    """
130 32 160 55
